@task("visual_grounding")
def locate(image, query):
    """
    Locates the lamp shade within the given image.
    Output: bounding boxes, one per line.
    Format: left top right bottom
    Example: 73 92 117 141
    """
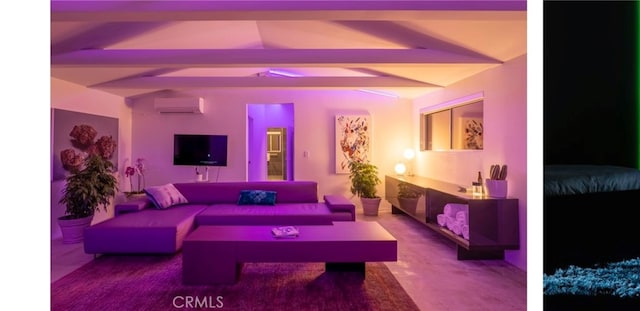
394 162 407 175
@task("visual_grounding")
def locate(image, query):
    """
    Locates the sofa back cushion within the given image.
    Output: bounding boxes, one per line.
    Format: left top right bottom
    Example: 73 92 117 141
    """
173 181 319 204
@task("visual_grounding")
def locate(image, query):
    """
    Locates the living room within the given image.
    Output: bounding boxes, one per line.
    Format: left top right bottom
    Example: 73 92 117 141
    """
45 1 529 310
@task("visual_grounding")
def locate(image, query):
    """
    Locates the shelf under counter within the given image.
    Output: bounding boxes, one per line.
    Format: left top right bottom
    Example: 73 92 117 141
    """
385 175 520 260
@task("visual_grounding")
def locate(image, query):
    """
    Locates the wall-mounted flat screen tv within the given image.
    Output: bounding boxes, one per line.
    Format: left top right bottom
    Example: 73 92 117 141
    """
173 134 228 166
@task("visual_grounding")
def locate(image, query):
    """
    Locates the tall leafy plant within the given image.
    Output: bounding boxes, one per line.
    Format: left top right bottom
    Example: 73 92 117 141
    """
59 154 118 219
348 161 381 199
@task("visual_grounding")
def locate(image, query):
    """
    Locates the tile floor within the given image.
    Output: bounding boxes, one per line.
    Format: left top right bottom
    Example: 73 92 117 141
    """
51 203 528 311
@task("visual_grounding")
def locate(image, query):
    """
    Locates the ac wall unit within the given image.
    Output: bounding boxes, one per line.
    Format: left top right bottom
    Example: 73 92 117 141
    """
154 97 204 114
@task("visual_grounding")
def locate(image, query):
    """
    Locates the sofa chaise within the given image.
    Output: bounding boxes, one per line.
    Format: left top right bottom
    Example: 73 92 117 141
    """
83 181 355 255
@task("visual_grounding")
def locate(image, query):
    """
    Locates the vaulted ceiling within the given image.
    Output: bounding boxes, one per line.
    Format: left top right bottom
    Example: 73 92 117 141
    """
50 1 527 100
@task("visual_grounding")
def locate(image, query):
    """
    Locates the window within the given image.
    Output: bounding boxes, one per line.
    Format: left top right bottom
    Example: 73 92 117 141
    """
420 93 484 151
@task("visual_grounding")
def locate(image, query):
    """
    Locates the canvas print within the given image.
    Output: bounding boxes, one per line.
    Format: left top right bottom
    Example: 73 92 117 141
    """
52 109 119 181
335 115 371 174
461 117 483 150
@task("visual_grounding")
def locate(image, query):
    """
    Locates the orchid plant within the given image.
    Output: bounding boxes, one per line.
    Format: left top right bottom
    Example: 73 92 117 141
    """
125 158 146 195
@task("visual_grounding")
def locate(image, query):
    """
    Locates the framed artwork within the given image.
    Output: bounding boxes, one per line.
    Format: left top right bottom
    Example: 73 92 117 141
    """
335 115 371 174
51 109 119 181
461 117 483 150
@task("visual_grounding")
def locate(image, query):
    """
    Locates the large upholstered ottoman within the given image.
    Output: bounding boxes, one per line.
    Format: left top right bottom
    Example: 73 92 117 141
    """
182 221 398 284
84 205 207 254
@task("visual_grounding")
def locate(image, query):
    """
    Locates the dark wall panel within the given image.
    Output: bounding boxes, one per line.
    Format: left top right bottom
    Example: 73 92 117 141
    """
544 1 638 167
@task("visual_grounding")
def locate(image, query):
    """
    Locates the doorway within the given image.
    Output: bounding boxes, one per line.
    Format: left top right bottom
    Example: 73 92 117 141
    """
267 128 286 180
246 103 294 181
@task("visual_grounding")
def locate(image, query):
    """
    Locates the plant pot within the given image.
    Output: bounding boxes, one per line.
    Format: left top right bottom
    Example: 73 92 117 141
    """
361 197 382 216
398 197 419 214
58 215 93 244
485 179 508 198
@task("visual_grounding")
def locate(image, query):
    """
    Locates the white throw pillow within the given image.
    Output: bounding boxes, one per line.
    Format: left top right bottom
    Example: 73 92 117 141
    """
144 183 189 209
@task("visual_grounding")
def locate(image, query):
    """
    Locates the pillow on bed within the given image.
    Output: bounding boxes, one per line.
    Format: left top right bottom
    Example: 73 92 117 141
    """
238 190 277 206
544 165 640 196
144 183 189 209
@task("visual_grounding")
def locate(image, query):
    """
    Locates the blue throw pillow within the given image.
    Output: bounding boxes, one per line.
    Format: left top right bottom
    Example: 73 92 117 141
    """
238 190 277 206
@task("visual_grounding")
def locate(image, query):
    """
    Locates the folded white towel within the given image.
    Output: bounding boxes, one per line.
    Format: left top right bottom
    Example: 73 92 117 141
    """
462 225 470 240
445 216 462 235
445 215 455 228
436 214 447 227
450 222 462 235
455 210 469 226
444 203 468 218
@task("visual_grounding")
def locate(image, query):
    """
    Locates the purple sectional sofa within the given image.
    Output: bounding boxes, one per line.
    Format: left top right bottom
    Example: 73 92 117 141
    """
83 181 355 255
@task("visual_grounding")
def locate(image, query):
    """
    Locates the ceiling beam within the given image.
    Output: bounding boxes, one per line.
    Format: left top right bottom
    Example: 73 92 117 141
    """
51 1 527 22
52 49 502 67
335 21 495 59
51 22 169 55
92 76 441 89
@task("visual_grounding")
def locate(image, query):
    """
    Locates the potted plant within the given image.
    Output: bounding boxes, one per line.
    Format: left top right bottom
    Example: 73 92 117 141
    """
124 157 146 197
348 161 382 216
58 154 118 244
397 181 422 214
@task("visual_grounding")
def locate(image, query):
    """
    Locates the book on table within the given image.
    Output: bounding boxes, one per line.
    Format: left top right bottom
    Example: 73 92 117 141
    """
272 226 299 238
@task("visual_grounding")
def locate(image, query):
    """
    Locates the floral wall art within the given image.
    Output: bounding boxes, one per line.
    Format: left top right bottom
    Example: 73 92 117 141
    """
52 109 119 181
462 117 483 150
335 114 371 174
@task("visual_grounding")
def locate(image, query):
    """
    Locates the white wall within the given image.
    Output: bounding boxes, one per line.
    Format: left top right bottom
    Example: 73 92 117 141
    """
50 78 133 239
129 90 413 200
412 55 527 270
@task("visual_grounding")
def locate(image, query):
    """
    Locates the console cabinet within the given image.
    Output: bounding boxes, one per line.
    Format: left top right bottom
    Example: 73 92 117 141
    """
385 175 519 260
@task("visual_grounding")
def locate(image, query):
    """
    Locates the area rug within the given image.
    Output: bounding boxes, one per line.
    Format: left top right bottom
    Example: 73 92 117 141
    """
51 254 419 311
544 257 640 298
543 257 640 310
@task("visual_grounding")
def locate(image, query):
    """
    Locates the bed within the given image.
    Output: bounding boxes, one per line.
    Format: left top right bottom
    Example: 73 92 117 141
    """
544 165 640 274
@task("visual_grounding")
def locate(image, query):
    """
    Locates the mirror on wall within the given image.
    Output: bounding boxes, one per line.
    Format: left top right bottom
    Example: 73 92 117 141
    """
420 93 484 151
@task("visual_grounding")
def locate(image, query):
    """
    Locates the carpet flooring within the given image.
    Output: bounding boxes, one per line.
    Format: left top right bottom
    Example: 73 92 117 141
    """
543 257 640 298
51 253 420 311
543 257 640 310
